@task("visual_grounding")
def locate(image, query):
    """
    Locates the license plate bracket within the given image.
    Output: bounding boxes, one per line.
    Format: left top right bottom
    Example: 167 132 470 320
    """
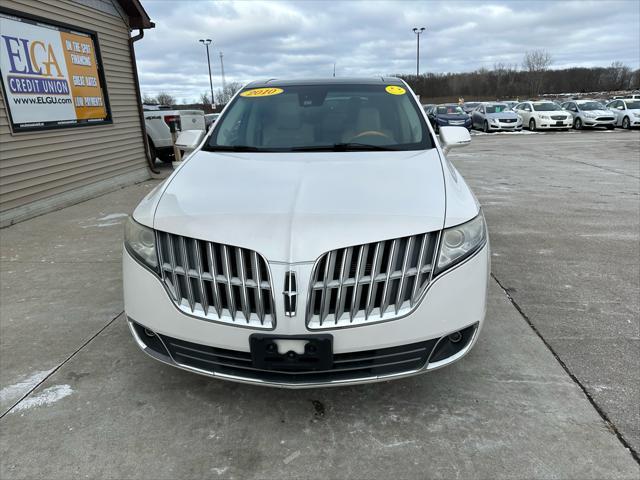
250 334 333 371
555 121 564 125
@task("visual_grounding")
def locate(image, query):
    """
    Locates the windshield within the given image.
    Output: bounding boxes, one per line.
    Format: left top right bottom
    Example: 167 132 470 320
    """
577 101 605 111
626 101 640 109
436 105 465 115
485 104 510 113
464 103 479 108
205 84 432 152
532 102 562 111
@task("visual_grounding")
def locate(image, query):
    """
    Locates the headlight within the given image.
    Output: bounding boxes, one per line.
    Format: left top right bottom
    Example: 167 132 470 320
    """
491 118 500 123
517 115 523 122
124 216 158 271
634 112 640 118
438 118 449 124
436 213 487 274
584 112 596 118
540 115 550 120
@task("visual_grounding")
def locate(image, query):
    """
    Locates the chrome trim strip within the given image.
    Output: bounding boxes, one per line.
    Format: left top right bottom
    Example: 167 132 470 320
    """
206 243 223 318
350 244 367 322
221 245 236 321
179 236 195 311
252 251 265 325
194 240 209 315
364 241 382 320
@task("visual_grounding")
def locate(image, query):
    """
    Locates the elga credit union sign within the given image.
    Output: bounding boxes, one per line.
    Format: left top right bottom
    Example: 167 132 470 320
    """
0 10 112 132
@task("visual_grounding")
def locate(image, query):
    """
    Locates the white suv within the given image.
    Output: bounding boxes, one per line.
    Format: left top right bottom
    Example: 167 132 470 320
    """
124 78 489 387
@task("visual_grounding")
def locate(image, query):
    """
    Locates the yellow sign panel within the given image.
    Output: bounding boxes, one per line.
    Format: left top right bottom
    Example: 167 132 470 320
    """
240 88 284 98
385 85 406 95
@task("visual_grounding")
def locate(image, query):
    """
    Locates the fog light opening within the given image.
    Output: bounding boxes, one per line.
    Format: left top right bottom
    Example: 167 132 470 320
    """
448 331 463 343
144 328 156 338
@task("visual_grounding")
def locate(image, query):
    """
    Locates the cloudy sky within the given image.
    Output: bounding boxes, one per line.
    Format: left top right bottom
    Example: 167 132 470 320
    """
135 0 640 102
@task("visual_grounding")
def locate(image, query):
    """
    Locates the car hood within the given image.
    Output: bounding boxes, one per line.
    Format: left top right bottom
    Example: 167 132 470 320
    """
581 110 614 116
485 112 519 120
436 113 469 121
534 111 570 116
151 149 447 263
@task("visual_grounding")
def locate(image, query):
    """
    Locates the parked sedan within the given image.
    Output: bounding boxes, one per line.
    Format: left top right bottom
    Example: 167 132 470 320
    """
471 103 523 132
428 104 472 132
123 78 489 388
561 100 615 130
606 99 640 129
461 102 480 114
514 101 573 131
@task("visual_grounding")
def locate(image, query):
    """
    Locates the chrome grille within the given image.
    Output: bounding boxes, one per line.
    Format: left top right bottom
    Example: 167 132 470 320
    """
596 117 614 121
307 232 438 329
156 232 276 329
551 115 567 120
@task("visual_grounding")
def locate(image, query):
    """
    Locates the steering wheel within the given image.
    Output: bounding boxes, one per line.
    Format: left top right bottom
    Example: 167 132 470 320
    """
347 130 391 142
347 130 393 145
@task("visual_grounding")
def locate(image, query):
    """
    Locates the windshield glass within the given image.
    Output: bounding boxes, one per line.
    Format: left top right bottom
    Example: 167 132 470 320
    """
485 104 510 113
205 84 432 152
577 101 605 111
436 105 465 115
626 101 640 109
532 102 562 111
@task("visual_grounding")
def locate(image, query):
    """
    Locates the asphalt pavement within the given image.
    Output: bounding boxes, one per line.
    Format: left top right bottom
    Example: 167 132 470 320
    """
0 129 638 479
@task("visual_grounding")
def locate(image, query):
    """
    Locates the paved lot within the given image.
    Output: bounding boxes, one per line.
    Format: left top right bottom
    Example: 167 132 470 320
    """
456 128 640 455
1 129 639 479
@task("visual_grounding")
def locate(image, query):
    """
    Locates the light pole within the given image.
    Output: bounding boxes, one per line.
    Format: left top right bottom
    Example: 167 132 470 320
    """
199 38 215 109
412 27 425 76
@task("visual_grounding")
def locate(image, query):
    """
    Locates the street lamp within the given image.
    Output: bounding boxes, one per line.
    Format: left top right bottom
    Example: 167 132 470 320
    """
412 27 425 76
199 38 215 109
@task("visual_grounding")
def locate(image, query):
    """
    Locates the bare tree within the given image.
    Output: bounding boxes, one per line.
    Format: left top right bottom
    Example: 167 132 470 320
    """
199 92 212 106
155 91 175 106
603 61 633 90
142 93 157 105
523 50 553 96
214 81 243 106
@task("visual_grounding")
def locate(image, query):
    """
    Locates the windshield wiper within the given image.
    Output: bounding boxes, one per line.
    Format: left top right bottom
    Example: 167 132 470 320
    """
204 145 262 152
291 143 397 152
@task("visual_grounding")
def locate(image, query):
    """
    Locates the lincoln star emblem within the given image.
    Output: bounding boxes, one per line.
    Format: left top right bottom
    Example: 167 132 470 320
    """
283 271 297 317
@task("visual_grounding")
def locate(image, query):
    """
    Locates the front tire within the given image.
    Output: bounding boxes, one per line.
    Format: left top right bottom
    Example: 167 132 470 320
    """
529 118 536 131
483 120 489 133
575 118 583 130
148 139 157 163
622 116 631 129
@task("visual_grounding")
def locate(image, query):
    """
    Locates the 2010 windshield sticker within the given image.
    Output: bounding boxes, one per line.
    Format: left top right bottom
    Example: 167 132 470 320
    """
385 85 406 95
240 88 284 98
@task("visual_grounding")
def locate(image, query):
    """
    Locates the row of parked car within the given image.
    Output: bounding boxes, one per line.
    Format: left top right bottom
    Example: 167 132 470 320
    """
423 97 640 133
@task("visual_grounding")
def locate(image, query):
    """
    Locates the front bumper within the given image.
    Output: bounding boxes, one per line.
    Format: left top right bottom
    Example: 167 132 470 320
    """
123 243 490 387
536 118 573 129
582 117 616 127
487 121 523 131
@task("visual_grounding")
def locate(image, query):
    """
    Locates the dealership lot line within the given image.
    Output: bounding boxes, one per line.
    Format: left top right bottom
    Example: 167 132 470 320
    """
1 131 639 478
450 128 640 456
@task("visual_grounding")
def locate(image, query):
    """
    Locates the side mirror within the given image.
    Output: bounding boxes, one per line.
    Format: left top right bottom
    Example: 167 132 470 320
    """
175 130 205 153
439 126 471 154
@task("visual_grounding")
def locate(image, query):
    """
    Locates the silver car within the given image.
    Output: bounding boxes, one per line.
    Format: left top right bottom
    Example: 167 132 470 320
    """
471 103 523 132
561 100 615 130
